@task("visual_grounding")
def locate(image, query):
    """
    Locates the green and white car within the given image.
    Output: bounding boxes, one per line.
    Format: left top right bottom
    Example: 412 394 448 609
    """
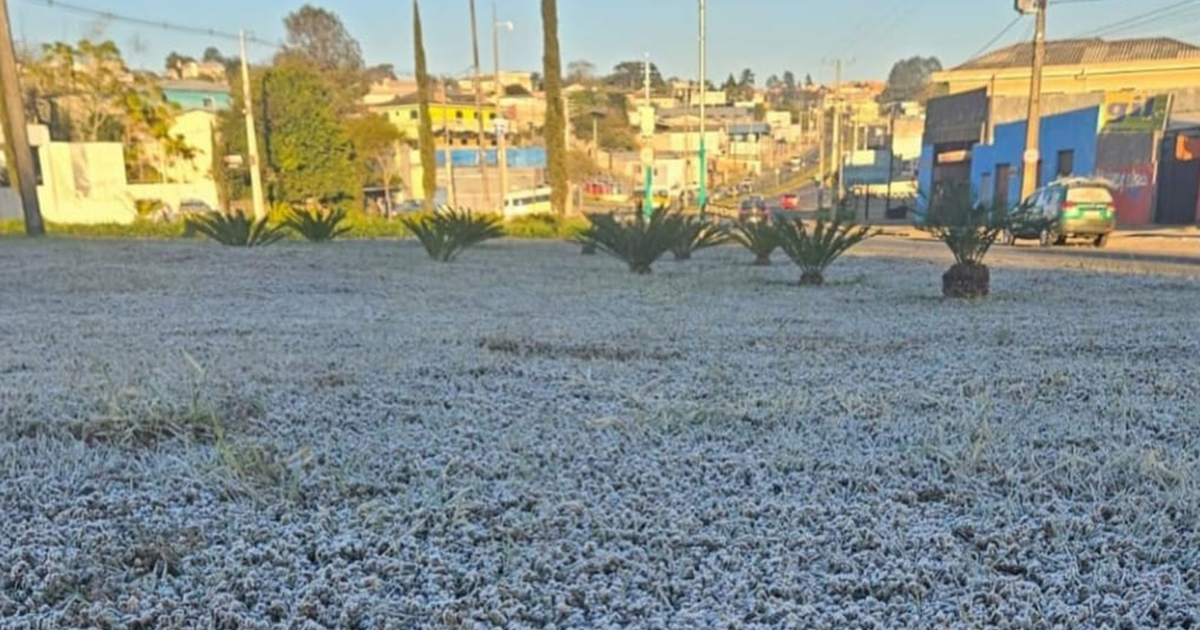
1002 179 1118 248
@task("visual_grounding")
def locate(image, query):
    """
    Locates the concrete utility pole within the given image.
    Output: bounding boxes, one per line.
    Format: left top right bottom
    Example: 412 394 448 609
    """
817 105 826 209
698 0 708 217
0 0 43 235
239 31 266 220
1020 0 1048 200
469 0 491 210
492 4 512 214
832 59 844 203
885 104 897 214
641 53 654 217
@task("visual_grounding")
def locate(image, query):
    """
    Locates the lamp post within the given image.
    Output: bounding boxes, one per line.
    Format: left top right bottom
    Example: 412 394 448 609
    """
698 0 708 219
492 4 514 214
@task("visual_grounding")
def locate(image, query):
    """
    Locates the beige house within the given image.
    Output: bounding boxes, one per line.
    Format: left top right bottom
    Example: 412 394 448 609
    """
933 37 1200 97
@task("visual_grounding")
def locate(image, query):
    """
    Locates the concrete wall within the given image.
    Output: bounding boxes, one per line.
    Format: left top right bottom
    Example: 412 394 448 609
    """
971 107 1100 208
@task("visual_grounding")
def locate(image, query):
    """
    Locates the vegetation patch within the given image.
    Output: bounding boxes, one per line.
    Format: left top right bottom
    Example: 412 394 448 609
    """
481 336 679 362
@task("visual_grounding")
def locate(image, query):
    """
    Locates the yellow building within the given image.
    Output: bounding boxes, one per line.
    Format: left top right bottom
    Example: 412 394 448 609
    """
933 37 1200 97
369 94 500 146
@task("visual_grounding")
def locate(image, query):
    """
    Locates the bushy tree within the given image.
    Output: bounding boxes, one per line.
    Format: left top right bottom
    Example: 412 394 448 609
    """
260 61 359 205
281 4 364 73
345 113 404 211
880 56 943 104
542 0 568 215
604 60 664 91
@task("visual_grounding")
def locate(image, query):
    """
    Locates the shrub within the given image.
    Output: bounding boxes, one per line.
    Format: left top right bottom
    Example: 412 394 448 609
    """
671 216 729 261
583 207 686 274
283 206 352 242
1 220 185 239
730 219 779 266
400 207 504 261
185 211 286 247
916 184 1007 298
774 218 875 286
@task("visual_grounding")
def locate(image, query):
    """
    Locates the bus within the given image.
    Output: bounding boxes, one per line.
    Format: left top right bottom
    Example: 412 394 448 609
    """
503 187 553 218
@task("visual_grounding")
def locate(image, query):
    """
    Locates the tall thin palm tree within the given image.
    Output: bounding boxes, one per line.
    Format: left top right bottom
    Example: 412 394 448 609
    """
541 0 568 215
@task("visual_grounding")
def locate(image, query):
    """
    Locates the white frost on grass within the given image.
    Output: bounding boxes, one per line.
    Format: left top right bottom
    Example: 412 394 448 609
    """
1 238 1199 629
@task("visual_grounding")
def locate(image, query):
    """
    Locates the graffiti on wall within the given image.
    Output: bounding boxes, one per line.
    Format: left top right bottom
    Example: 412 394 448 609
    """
1096 163 1156 224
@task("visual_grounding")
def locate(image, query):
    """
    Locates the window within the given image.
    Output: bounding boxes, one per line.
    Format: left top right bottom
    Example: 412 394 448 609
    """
1056 150 1074 178
202 97 214 109
455 111 464 120
994 163 1011 207
410 111 418 120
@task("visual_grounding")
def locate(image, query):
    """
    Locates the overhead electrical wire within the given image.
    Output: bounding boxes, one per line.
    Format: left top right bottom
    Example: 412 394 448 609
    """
18 0 283 49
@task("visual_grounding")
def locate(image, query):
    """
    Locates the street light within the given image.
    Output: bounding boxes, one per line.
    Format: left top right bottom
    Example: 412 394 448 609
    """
492 4 514 213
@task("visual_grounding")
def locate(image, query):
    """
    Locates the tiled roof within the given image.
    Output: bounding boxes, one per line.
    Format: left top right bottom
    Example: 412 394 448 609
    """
952 37 1200 72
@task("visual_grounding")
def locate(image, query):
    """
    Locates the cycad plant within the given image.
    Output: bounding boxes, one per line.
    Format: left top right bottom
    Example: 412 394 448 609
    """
731 219 779 266
916 184 1007 298
283 206 351 242
583 207 685 274
185 211 285 247
671 215 729 261
774 218 875 286
400 207 504 262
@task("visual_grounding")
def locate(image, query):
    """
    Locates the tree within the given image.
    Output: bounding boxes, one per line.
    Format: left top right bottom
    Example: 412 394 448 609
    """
541 0 568 215
345 113 404 212
282 4 364 73
260 61 360 204
202 46 225 63
721 73 737 92
165 51 195 77
365 63 397 82
566 59 596 85
804 73 814 87
738 68 756 90
605 61 664 91
880 56 943 104
413 1 436 211
765 74 781 91
569 88 635 151
26 40 133 142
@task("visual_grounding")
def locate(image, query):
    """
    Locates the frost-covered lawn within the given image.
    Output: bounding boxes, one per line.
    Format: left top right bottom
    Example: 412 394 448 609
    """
2 239 1198 629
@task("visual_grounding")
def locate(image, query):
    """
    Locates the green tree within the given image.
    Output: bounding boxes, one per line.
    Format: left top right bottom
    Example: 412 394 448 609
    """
281 4 364 73
345 113 404 211
413 1 436 211
605 60 664 91
26 40 132 142
541 0 568 215
568 88 635 151
880 56 943 104
260 61 359 204
165 51 195 76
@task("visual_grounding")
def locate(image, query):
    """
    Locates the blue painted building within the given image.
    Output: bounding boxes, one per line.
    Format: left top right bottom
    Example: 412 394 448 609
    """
971 107 1100 208
160 80 232 112
435 147 547 168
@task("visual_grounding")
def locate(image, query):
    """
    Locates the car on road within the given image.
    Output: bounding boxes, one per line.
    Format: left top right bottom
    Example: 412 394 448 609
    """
739 196 770 222
781 193 799 210
1002 178 1117 248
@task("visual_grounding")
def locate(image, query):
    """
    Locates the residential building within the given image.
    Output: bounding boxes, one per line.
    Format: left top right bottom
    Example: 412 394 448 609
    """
160 80 232 112
458 71 536 95
920 37 1200 225
370 94 500 146
168 60 227 82
364 78 419 105
726 122 772 175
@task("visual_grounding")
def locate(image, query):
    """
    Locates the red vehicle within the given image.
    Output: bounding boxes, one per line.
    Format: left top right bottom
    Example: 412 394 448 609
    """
781 193 799 210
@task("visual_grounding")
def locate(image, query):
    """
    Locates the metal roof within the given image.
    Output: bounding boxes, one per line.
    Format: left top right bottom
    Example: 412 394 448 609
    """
952 37 1200 72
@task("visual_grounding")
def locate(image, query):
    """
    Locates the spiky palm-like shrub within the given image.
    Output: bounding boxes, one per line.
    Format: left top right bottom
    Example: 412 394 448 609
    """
583 207 686 274
283 207 351 242
185 212 285 247
775 218 875 286
916 184 1007 298
671 216 729 261
400 208 504 262
731 219 779 266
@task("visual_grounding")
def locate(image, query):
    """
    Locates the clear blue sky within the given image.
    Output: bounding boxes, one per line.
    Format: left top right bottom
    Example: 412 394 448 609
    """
12 0 1200 82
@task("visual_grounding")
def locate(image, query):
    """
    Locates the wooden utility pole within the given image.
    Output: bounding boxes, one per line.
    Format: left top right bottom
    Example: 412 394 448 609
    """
440 78 457 207
239 31 266 219
1020 0 1048 200
0 0 43 235
468 0 491 210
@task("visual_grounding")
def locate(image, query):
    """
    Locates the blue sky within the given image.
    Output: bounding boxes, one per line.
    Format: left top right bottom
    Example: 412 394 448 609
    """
12 0 1200 82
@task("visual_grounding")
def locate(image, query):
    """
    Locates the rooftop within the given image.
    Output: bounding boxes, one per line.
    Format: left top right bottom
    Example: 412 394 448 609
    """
952 37 1200 72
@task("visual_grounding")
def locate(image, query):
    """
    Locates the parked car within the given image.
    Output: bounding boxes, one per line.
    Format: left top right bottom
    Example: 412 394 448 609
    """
1002 178 1117 248
739 196 770 222
781 193 799 210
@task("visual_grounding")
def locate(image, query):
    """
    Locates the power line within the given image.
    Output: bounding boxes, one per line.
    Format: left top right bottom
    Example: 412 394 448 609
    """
17 0 282 49
1073 0 1200 38
967 15 1025 62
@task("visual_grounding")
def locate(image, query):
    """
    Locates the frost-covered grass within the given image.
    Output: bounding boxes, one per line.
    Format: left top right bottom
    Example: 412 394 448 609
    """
1 239 1199 629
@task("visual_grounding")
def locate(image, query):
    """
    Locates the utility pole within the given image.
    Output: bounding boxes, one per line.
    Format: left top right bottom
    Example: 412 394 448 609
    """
239 31 266 220
492 4 511 215
641 53 654 218
817 105 826 209
885 104 897 215
1020 0 1047 200
831 59 844 204
698 0 708 218
469 0 491 210
0 0 43 235
440 78 456 207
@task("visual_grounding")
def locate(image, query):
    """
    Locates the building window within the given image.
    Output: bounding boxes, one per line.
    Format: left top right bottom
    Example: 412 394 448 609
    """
202 97 214 109
994 163 1011 207
1056 150 1074 178
410 111 418 120
455 111 464 120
